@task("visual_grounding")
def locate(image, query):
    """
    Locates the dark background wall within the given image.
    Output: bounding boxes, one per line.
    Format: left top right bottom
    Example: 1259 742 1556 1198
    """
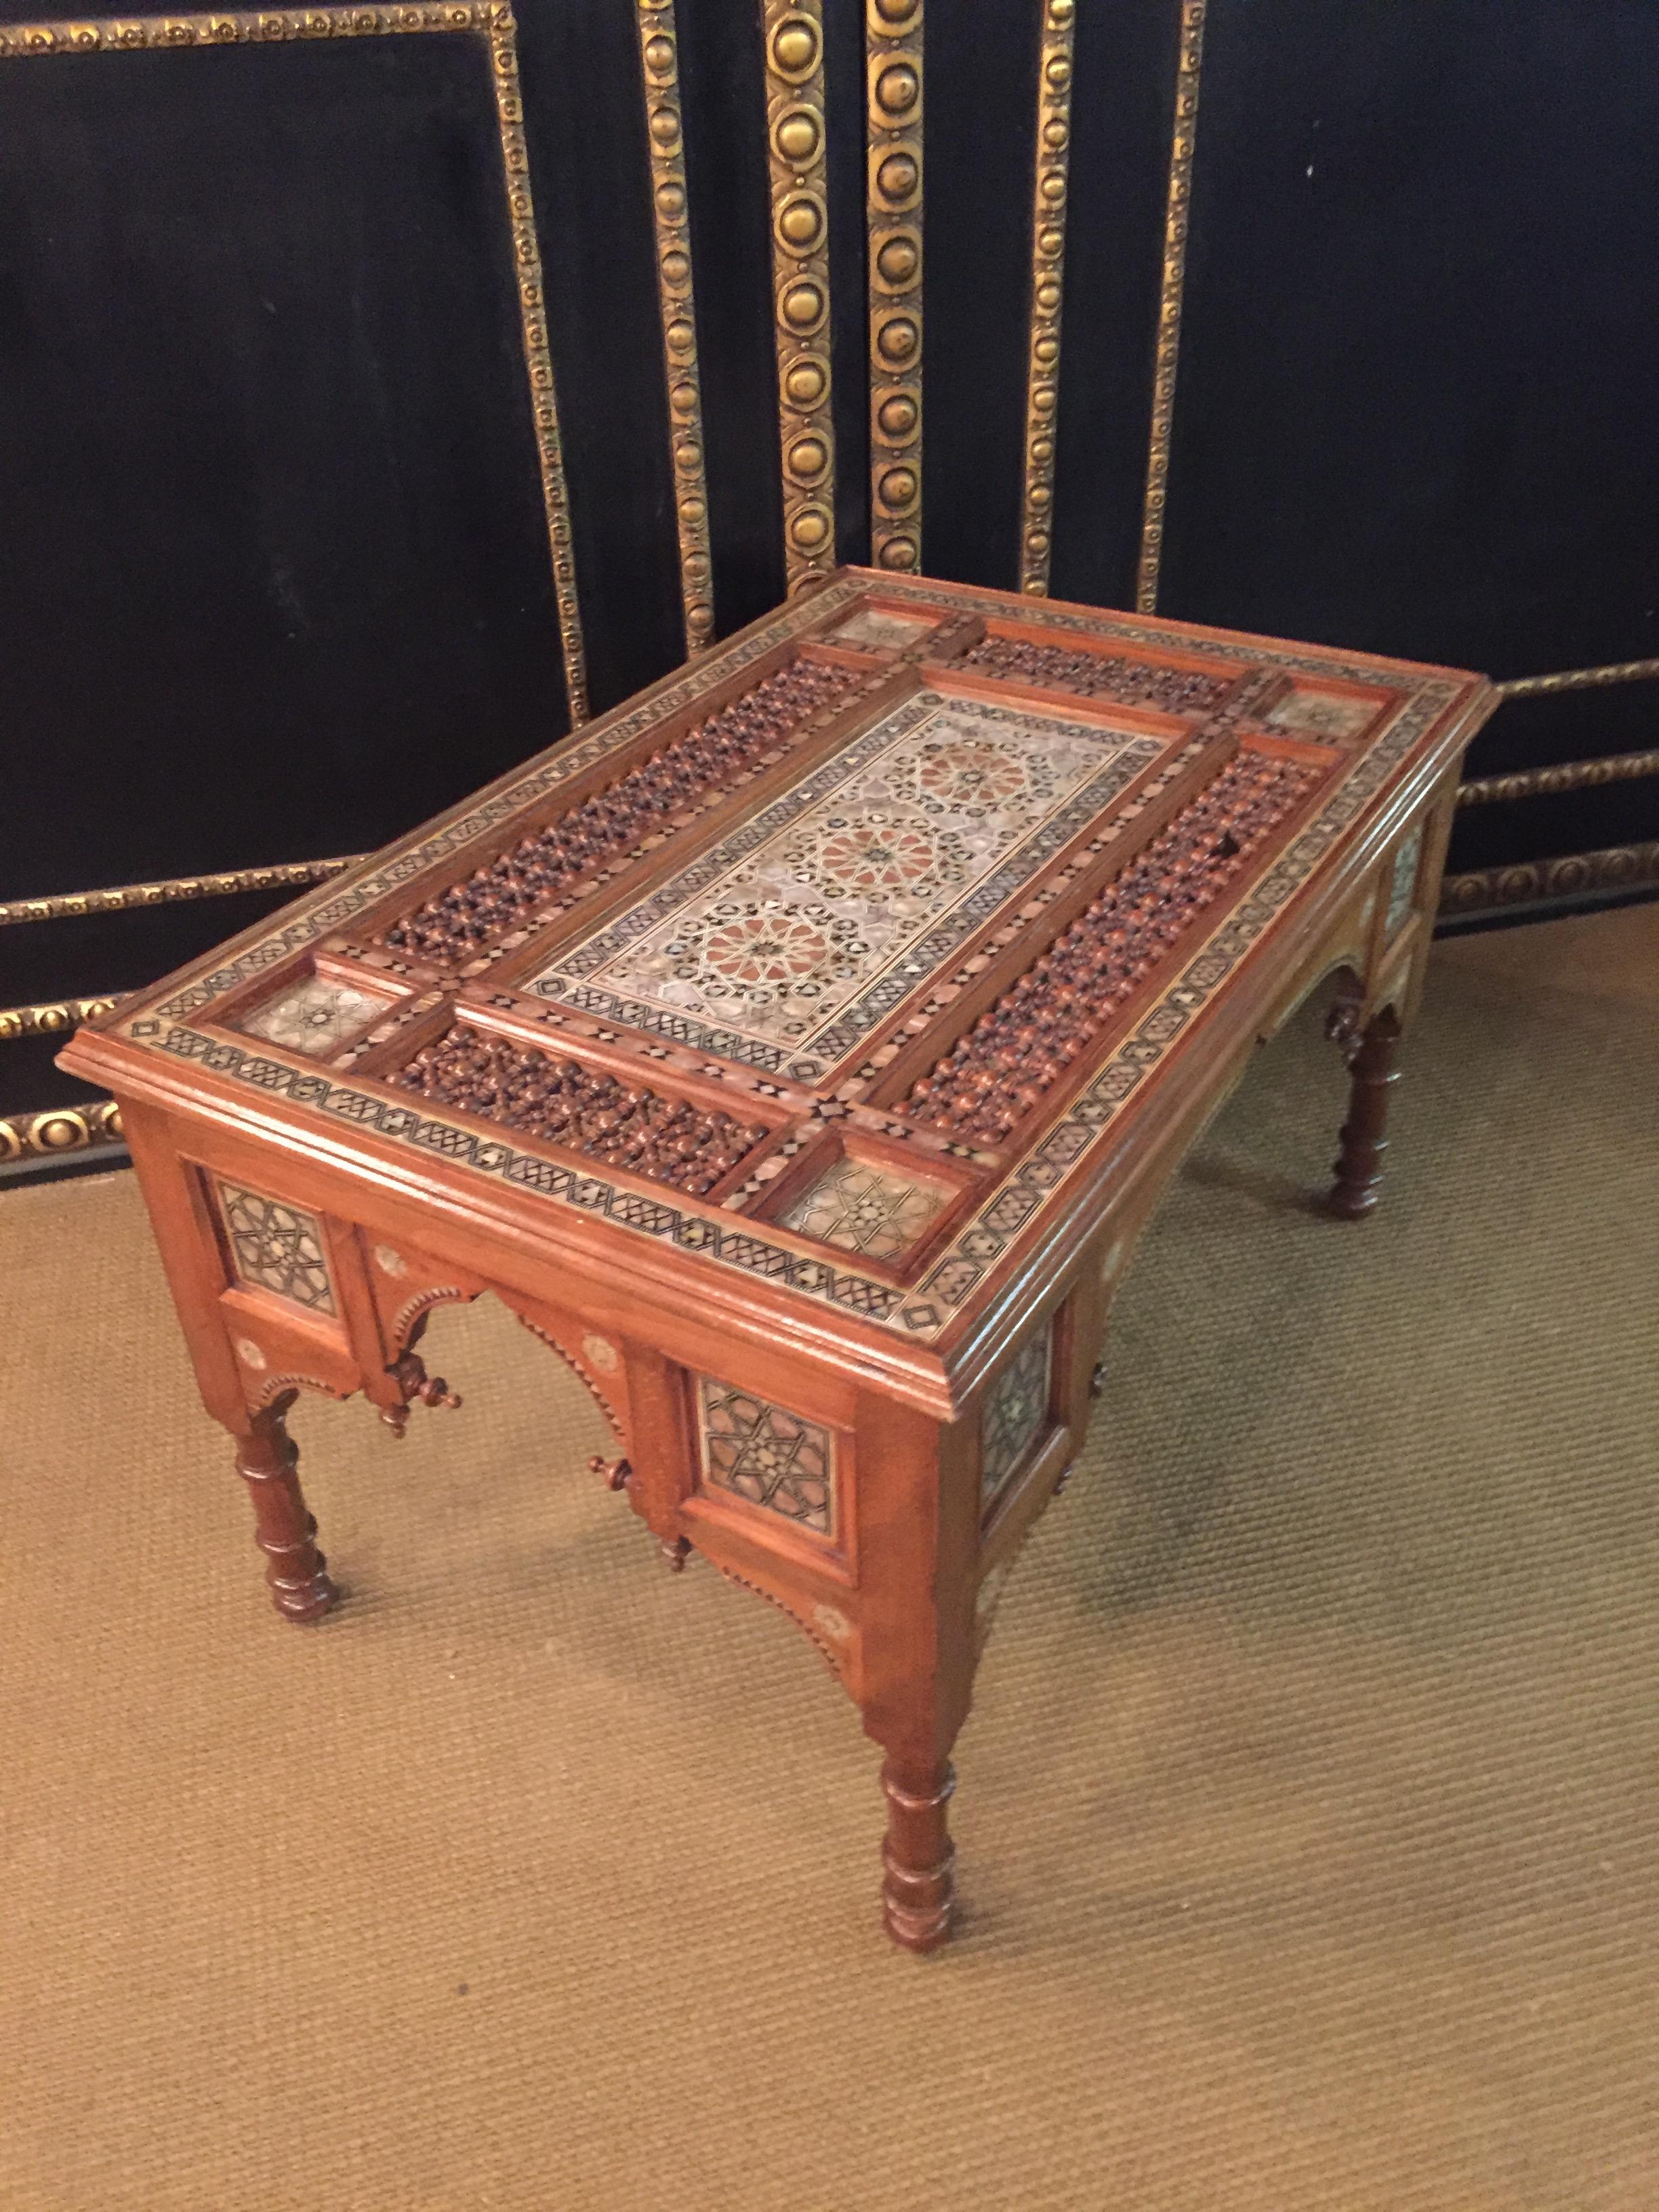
3 0 1655 1151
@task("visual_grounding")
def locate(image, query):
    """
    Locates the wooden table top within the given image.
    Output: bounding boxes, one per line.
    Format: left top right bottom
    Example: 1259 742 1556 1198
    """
68 569 1495 1399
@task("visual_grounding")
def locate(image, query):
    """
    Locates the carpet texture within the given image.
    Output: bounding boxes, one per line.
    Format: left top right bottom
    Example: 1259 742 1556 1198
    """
1 907 1656 2211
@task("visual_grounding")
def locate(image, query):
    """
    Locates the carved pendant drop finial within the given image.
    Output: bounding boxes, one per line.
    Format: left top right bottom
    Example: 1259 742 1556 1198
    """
382 1351 463 1436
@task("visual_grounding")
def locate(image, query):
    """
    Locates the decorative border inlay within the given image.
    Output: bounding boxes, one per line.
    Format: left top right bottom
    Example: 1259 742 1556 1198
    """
866 0 923 575
1135 0 1206 615
114 574 1466 1338
1018 0 1073 596
762 0 837 594
636 0 714 657
0 3 588 726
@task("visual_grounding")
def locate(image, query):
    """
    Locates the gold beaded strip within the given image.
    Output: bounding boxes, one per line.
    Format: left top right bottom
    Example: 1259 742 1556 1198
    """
0 1098 125 1167
0 3 590 728
1457 747 1659 808
1135 0 1206 615
636 0 715 657
762 0 838 595
0 4 489 55
1439 840 1659 917
865 0 923 575
0 857 360 928
1018 0 1074 595
485 4 589 722
0 995 126 1041
1497 656 1659 699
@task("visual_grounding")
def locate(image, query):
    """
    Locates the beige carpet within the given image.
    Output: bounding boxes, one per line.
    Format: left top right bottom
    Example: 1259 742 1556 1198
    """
2 907 1656 2211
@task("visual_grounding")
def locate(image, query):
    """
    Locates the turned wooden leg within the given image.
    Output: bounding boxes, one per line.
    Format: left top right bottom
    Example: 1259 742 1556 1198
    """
1328 1005 1401 1218
880 1756 957 1952
235 1402 339 1622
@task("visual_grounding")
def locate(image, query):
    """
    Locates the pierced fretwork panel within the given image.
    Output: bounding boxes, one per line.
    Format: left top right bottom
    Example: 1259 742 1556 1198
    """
981 1320 1052 1508
697 1378 835 1536
216 1181 336 1315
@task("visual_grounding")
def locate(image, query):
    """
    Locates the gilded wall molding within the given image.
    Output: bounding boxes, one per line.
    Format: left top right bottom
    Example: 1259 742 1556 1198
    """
1017 0 1073 597
1135 0 1206 615
636 0 716 657
1498 656 1659 699
865 0 923 575
1439 840 1659 918
482 4 589 722
0 857 361 928
0 1 589 726
1457 747 1659 808
0 1099 124 1167
0 995 126 1042
762 0 838 595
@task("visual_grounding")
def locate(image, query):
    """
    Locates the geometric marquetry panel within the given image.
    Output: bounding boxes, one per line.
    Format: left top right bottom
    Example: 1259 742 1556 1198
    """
1264 687 1380 741
237 972 394 1057
697 1378 834 1536
527 689 1162 1084
828 607 937 652
980 1319 1051 1509
216 1182 336 1314
778 1150 951 1263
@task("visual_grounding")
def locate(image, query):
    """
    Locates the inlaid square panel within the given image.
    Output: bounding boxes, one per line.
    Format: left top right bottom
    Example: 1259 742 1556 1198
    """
830 606 939 651
1385 823 1424 941
778 1151 952 1263
697 1378 834 1536
237 972 395 1057
216 1181 336 1314
1265 688 1382 741
529 690 1166 1082
981 1321 1052 1507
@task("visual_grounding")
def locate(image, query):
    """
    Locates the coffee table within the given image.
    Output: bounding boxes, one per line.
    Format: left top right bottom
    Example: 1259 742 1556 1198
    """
61 569 1496 1948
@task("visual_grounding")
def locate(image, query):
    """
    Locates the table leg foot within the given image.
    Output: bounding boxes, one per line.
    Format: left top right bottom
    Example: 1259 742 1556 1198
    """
661 1534 692 1572
1327 1004 1401 1218
880 1757 956 1952
235 1405 339 1624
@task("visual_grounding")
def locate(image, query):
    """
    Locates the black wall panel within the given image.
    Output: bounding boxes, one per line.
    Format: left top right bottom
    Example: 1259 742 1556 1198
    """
922 0 1040 591
0 31 568 900
1160 0 1659 680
